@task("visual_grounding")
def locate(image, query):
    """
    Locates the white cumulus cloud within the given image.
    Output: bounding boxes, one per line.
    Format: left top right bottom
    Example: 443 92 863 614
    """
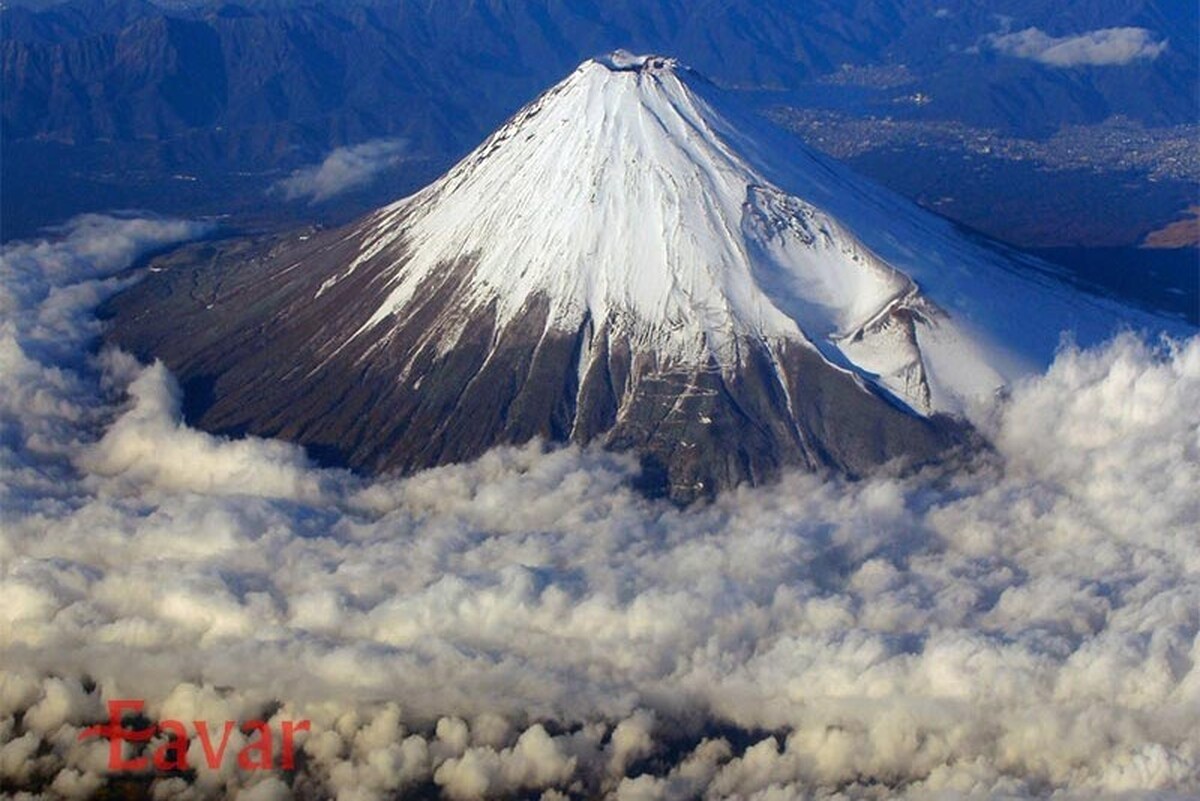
988 26 1169 67
0 216 1197 799
274 139 408 203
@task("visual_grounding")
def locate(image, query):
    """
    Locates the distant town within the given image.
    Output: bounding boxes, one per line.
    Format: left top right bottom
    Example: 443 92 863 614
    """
770 107 1200 184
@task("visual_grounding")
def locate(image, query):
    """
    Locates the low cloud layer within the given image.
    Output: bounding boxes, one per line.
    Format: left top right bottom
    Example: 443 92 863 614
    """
988 26 1169 67
1 216 1198 799
274 139 408 204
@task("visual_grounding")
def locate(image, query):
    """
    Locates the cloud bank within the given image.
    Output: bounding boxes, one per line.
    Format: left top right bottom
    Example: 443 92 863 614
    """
1 216 1198 799
988 26 1169 67
274 139 408 203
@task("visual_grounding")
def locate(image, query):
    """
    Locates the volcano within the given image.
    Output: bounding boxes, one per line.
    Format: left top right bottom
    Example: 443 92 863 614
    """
104 52 1178 501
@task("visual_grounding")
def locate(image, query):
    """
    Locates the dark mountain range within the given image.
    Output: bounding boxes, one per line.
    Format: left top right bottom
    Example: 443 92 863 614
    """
3 0 1196 243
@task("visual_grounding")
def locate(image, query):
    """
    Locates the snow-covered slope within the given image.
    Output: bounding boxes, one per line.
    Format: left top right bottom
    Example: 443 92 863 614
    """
105 52 1188 501
339 54 902 362
315 51 1174 416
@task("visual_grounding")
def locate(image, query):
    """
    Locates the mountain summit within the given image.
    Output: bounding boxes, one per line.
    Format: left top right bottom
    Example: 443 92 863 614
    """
105 52 1177 500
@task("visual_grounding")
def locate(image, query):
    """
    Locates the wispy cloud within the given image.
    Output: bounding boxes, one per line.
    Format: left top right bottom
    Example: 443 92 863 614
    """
1 218 1198 798
988 26 1168 67
274 138 407 203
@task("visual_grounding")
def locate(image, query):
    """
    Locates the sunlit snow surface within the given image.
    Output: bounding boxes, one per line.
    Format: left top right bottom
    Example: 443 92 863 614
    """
317 52 1184 416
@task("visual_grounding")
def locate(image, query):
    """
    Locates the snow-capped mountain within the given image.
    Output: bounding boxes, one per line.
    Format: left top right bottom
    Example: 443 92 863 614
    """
105 52 1185 501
